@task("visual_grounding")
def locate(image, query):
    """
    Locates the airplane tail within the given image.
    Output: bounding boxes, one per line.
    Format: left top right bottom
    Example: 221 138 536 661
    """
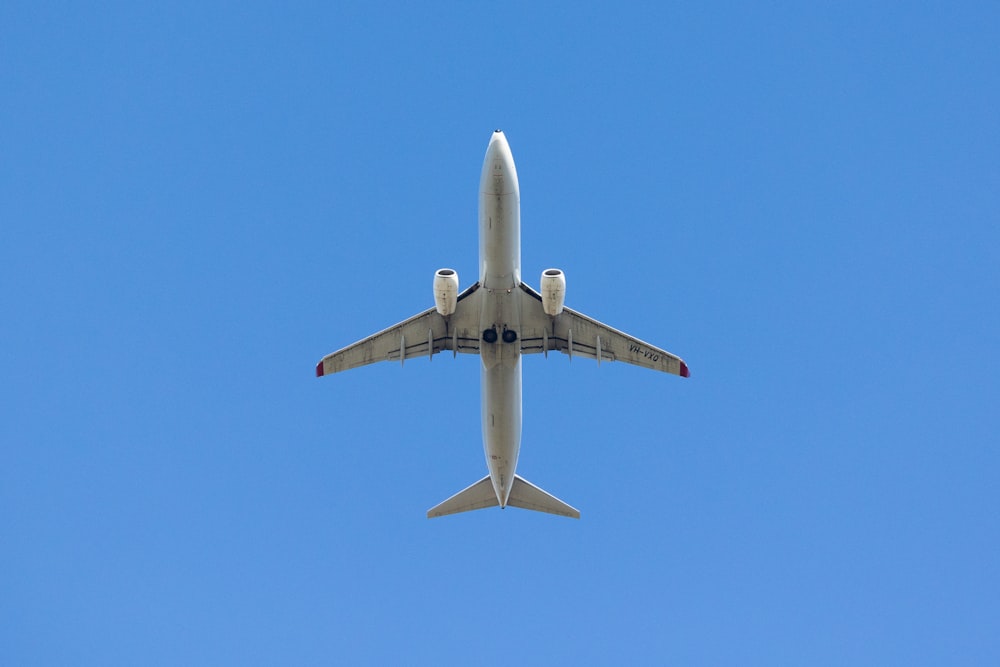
427 474 579 519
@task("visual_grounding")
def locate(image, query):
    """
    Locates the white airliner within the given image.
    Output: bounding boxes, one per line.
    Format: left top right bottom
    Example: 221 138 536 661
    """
316 130 689 518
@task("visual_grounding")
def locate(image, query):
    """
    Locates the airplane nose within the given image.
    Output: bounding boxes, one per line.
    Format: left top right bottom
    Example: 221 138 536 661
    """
482 130 517 195
488 130 509 153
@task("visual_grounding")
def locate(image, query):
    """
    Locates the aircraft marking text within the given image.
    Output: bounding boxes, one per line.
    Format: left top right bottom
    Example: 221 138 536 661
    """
629 343 660 362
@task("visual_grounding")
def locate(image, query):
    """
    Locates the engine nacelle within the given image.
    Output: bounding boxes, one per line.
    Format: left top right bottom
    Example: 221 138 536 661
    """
540 268 566 316
433 268 459 316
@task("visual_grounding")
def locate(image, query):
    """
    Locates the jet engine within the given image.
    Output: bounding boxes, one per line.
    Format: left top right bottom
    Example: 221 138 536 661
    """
540 268 566 316
433 268 459 316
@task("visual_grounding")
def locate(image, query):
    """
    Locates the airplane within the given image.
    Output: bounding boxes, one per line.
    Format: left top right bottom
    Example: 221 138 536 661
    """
316 130 689 519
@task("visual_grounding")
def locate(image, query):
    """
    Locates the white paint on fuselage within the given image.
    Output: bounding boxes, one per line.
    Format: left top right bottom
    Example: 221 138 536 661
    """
479 130 521 289
478 131 522 506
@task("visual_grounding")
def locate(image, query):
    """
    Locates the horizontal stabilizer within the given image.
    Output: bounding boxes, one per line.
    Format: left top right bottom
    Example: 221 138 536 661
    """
427 475 498 518
427 474 580 519
508 475 580 518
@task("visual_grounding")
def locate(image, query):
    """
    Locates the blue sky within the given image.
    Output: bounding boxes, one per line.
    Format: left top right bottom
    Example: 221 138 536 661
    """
2 2 998 664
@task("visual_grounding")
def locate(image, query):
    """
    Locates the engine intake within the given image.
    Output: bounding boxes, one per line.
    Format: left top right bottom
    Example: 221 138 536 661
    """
433 268 459 316
540 268 566 316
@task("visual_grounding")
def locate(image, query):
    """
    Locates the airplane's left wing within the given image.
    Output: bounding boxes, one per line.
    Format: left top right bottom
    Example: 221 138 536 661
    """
316 283 482 376
518 283 689 377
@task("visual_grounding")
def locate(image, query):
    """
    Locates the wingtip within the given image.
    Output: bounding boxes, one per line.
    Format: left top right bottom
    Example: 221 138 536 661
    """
680 361 690 378
315 361 325 377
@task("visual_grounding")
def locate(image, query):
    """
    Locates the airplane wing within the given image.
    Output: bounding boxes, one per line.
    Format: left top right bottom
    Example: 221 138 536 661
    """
316 283 483 376
517 283 690 377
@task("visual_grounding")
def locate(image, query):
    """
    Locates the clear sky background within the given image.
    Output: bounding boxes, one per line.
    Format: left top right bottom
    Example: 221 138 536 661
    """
2 3 998 665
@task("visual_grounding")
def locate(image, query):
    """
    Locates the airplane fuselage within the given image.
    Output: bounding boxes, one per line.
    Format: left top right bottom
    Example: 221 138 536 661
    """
478 130 522 506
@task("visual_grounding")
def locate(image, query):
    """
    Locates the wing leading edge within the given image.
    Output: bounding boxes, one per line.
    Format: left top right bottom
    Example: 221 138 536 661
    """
315 283 483 376
517 283 689 377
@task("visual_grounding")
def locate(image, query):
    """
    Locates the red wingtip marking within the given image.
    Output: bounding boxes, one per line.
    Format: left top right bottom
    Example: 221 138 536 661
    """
680 361 690 378
315 361 325 377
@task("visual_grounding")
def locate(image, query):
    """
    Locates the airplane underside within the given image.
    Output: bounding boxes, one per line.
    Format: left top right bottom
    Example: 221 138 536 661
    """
315 130 688 519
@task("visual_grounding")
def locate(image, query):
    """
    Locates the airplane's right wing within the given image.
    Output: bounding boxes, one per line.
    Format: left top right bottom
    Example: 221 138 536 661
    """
518 283 689 377
316 283 483 376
